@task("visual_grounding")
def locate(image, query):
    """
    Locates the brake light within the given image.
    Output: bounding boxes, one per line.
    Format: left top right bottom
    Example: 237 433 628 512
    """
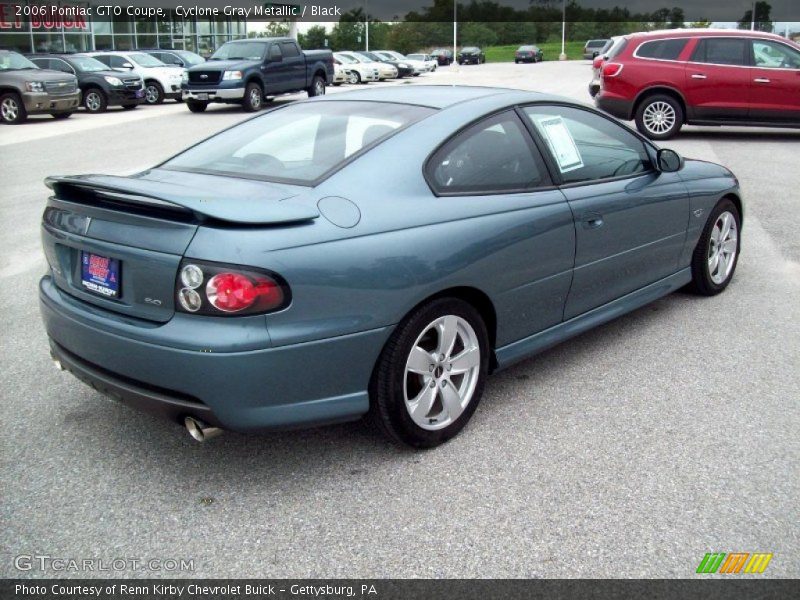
175 260 289 316
207 272 281 313
602 62 624 78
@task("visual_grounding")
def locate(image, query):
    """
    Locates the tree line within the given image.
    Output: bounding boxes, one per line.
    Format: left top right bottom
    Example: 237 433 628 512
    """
248 0 775 54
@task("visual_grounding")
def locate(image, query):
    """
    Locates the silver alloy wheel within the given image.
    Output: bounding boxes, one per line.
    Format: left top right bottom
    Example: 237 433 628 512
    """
1 97 19 122
314 78 325 95
249 86 262 109
85 91 102 111
404 315 481 431
708 211 738 284
642 100 676 135
145 85 160 104
347 71 358 85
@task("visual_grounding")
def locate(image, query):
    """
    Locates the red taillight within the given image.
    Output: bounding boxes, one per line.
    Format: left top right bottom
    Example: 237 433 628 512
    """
206 272 282 313
602 62 624 78
175 260 289 317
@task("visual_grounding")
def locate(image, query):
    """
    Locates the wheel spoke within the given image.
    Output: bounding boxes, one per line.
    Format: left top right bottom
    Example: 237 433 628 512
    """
406 346 432 375
710 225 721 244
717 252 728 277
440 381 463 421
719 213 732 241
722 239 737 254
409 384 437 421
450 346 479 374
437 316 458 357
708 252 719 274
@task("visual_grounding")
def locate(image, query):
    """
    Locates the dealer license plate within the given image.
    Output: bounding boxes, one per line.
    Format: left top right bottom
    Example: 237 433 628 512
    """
80 252 120 299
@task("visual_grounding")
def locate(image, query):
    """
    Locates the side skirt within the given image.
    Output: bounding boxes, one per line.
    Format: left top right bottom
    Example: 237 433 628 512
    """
494 268 692 371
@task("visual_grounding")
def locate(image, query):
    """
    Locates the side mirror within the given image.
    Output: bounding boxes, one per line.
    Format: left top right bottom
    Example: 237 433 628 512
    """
121 62 134 70
656 148 683 172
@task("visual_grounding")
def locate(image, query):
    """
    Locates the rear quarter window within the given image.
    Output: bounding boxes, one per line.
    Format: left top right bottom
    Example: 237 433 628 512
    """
635 38 689 60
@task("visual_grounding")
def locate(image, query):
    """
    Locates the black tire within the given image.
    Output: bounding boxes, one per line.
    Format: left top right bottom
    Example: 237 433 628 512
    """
144 80 164 105
307 75 326 97
83 87 107 113
121 104 138 110
634 93 683 140
187 100 209 113
369 297 490 448
0 92 27 124
515 59 520 64
51 112 73 119
241 82 263 112
687 198 741 296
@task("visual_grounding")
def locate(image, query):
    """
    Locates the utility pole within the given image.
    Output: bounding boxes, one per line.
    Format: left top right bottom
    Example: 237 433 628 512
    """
559 0 567 60
453 1 457 64
365 0 369 50
751 1 756 30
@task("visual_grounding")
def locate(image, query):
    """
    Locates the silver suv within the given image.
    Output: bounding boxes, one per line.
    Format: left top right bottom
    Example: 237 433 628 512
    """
0 50 80 124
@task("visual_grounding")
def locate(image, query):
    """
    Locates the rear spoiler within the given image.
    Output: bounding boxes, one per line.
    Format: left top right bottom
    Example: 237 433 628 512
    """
45 174 320 225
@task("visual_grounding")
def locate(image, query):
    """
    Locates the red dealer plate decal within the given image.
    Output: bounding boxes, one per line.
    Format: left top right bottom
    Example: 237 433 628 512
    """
80 252 120 299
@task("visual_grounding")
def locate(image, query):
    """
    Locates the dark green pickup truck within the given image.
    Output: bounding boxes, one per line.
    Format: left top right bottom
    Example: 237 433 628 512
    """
181 38 335 112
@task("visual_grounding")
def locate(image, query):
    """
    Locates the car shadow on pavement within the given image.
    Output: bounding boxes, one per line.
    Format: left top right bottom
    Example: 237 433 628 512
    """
678 130 800 142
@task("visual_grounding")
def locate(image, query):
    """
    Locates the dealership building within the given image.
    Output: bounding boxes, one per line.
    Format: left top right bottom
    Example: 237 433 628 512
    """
0 1 252 56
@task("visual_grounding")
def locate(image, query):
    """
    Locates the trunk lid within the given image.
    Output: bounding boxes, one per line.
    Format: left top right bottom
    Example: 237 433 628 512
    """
42 171 318 322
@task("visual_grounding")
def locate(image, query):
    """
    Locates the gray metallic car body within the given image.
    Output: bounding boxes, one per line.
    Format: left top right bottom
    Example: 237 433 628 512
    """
39 86 742 434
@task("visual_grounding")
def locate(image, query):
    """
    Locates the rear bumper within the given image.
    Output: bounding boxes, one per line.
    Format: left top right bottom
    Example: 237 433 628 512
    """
182 87 245 102
595 92 634 120
40 276 391 433
22 91 80 114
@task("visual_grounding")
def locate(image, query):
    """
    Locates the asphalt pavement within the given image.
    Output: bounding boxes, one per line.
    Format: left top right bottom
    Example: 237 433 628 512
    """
1 61 798 579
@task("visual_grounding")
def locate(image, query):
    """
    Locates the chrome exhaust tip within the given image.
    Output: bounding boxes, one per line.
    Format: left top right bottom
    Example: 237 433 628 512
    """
184 416 222 442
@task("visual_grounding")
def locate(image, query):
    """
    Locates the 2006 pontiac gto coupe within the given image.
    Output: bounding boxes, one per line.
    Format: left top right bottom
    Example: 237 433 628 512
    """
40 86 742 447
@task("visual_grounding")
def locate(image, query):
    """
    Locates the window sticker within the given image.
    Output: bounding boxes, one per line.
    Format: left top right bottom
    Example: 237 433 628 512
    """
537 116 583 173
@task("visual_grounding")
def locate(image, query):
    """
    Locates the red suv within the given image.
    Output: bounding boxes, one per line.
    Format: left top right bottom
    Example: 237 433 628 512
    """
595 29 800 139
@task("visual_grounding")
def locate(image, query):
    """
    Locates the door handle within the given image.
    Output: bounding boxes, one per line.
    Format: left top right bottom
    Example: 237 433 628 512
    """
582 214 604 229
753 77 771 83
691 74 707 79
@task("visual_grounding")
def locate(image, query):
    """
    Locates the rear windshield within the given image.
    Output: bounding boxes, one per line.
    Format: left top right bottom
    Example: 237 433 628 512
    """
586 40 608 48
606 38 628 60
163 101 435 185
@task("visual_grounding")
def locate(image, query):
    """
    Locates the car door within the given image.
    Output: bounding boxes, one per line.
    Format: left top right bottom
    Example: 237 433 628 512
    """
685 37 751 120
280 41 305 90
425 110 575 346
521 104 689 320
749 38 800 122
263 43 288 93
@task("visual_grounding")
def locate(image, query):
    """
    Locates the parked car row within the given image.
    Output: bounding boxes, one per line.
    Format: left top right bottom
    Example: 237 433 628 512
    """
1 47 208 124
591 29 800 139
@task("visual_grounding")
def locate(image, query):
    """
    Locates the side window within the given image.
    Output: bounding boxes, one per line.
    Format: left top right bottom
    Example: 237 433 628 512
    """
109 55 128 69
52 59 74 74
523 105 652 184
636 38 688 60
280 42 300 58
427 111 550 194
30 58 51 69
752 40 800 69
93 55 112 67
691 38 748 66
269 44 283 61
161 53 182 65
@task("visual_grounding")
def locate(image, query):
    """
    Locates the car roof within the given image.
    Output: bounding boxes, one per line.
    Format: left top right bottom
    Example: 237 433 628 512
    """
314 85 556 109
625 28 789 41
